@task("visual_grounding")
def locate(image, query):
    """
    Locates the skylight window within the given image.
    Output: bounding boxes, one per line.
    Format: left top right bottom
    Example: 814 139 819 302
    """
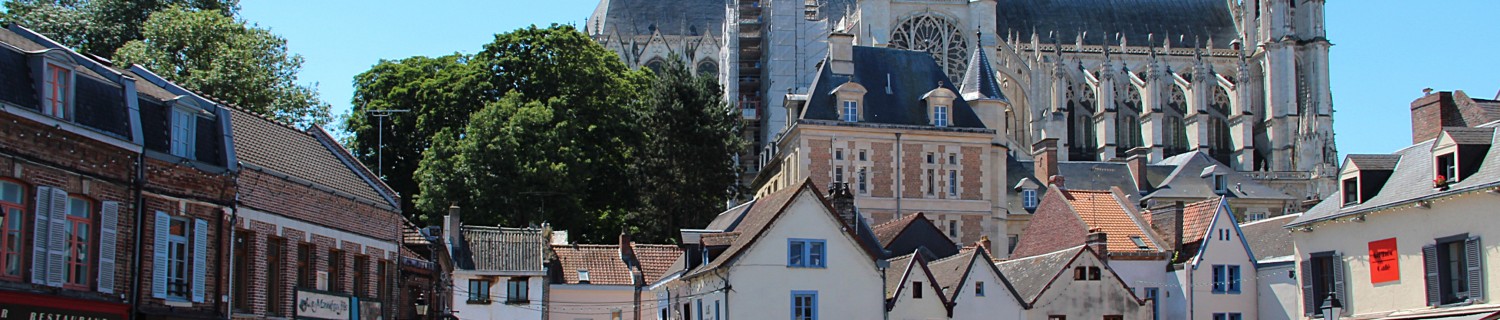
1130 236 1149 250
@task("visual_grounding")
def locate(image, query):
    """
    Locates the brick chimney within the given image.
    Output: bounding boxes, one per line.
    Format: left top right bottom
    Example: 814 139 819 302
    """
827 182 859 227
1410 90 1458 143
1033 138 1060 184
619 232 636 264
1148 201 1186 253
444 205 462 246
1126 147 1152 194
1085 230 1108 261
829 32 855 75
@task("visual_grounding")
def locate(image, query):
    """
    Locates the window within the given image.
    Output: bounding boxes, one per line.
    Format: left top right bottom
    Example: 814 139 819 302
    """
1437 153 1457 182
1048 316 1065 320
43 63 72 119
1022 189 1039 209
1104 316 1124 320
1073 267 1086 280
696 299 702 320
841 100 858 122
834 149 844 160
715 300 720 320
1130 236 1149 250
0 181 23 280
170 107 198 158
791 291 817 320
328 250 345 292
233 232 252 312
266 238 284 316
1007 235 1019 254
1144 288 1160 320
948 220 957 238
1302 252 1345 317
1212 265 1241 293
683 303 693 320
468 279 491 303
858 168 868 194
166 218 190 299
1342 178 1359 206
926 169 935 195
787 239 826 268
858 150 867 161
1425 235 1481 306
506 277 529 302
1089 266 1101 280
353 255 368 297
948 170 958 196
933 105 949 127
1212 313 1242 320
834 166 844 183
297 243 314 288
1213 174 1228 193
975 281 985 297
912 281 924 299
926 153 935 164
376 260 389 300
948 153 956 165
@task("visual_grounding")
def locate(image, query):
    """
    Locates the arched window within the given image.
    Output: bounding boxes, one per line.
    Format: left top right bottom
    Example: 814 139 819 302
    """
1067 85 1098 161
1165 86 1190 157
644 58 667 73
1208 86 1234 164
889 14 968 84
1116 85 1145 158
696 61 718 78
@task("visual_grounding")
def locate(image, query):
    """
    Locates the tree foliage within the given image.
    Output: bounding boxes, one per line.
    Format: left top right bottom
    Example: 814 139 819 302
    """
2 0 238 59
113 6 329 126
351 25 744 243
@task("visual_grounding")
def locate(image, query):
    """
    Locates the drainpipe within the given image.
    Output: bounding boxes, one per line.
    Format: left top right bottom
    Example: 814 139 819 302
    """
895 133 903 215
218 165 241 319
128 155 146 320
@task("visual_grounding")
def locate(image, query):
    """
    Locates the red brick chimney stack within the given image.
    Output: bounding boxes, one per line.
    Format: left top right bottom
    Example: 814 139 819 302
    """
1033 138 1060 185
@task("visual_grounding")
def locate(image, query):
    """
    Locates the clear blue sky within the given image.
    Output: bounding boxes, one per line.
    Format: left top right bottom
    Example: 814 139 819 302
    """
240 0 1500 156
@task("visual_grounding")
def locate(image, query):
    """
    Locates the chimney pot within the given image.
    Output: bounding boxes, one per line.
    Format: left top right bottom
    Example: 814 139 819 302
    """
830 32 855 75
1086 231 1108 261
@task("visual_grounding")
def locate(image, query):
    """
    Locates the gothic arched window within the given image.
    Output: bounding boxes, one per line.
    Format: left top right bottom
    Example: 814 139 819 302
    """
1116 85 1145 158
1208 86 1234 164
697 61 718 78
889 14 968 83
1165 86 1190 157
1067 85 1098 161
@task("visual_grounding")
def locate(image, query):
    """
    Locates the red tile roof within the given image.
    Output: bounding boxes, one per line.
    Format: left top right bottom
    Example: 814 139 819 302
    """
553 244 631 285
1179 197 1223 247
1061 189 1160 253
631 244 683 284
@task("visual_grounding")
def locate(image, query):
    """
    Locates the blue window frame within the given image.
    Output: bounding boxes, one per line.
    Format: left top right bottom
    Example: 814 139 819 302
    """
1212 265 1242 294
787 239 827 268
1228 265 1241 293
1212 265 1226 293
791 291 818 320
1144 288 1160 320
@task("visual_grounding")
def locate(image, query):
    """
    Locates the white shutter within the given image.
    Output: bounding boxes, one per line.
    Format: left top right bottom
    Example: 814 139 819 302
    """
47 187 66 287
152 211 169 299
96 201 119 294
191 218 208 303
29 186 51 285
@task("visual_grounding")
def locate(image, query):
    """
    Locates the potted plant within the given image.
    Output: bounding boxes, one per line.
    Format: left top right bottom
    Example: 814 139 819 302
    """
1434 175 1450 191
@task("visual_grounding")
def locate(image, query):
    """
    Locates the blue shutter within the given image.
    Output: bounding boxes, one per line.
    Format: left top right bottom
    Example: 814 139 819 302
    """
29 186 51 285
46 188 66 287
1466 237 1483 302
152 211 169 299
96 201 119 294
1229 265 1241 293
191 218 208 303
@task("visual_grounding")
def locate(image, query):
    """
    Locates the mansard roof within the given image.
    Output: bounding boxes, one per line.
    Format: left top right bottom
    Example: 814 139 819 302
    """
996 0 1238 49
802 46 988 129
959 45 1008 102
588 0 725 38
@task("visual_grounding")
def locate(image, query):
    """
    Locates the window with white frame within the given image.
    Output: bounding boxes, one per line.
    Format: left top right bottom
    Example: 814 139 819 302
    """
170 107 198 158
1213 174 1228 194
791 291 817 320
857 168 868 194
165 218 190 299
43 62 72 119
1022 189 1039 209
933 105 949 127
834 166 844 183
787 239 826 268
841 100 858 122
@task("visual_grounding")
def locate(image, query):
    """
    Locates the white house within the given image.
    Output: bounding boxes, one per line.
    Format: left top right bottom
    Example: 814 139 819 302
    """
885 251 952 320
996 244 1155 319
1156 197 1259 320
1286 125 1500 319
651 179 886 320
547 233 681 320
443 210 549 320
929 246 1027 320
1241 213 1301 320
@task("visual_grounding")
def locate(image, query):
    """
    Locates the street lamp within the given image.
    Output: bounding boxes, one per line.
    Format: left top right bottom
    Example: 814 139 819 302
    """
1320 291 1343 320
415 296 428 317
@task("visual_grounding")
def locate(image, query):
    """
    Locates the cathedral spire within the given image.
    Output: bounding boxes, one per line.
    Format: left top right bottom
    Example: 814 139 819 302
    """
960 33 1008 102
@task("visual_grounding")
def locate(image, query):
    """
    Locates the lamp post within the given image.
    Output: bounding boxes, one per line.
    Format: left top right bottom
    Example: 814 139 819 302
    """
1320 291 1343 320
415 296 428 318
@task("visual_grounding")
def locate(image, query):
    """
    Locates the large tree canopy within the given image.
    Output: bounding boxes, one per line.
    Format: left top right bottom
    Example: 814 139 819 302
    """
352 25 743 243
2 0 238 58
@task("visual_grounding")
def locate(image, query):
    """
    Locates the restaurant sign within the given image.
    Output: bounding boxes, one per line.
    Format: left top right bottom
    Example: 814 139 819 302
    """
0 291 128 320
296 290 353 320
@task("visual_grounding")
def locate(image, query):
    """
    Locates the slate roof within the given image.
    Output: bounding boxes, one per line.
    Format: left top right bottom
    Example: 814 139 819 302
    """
227 107 395 208
1292 126 1500 226
553 244 633 285
1441 127 1497 145
1006 158 1171 199
1240 213 1299 262
872 213 924 247
958 45 1007 102
995 245 1086 304
884 252 919 299
870 212 959 259
589 0 725 37
452 226 547 272
1345 154 1402 171
1144 151 1294 201
996 0 1238 48
802 46 988 129
1063 189 1162 254
705 200 755 231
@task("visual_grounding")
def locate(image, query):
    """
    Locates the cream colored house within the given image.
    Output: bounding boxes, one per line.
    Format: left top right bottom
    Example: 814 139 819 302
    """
885 252 952 320
931 246 1027 320
996 245 1155 319
651 179 885 320
1242 213 1301 320
1287 125 1500 319
1157 197 1259 320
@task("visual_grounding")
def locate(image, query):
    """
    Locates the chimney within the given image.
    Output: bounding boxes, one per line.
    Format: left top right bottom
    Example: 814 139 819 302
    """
1148 201 1186 253
619 232 636 266
1410 90 1458 144
1085 230 1108 262
1033 138 1060 185
444 205 462 246
829 31 855 75
1126 147 1152 194
827 182 859 227
977 236 992 253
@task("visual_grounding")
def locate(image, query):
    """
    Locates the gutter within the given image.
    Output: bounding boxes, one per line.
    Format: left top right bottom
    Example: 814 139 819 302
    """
129 153 146 320
895 133 902 215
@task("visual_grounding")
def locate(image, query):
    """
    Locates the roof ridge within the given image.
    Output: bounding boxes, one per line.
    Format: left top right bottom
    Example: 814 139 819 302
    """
1239 213 1300 227
872 211 922 229
998 245 1084 264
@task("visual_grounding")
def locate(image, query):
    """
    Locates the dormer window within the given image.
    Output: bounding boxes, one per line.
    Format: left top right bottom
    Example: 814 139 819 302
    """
1436 153 1457 183
170 107 199 158
1342 177 1359 206
43 62 73 119
840 100 858 122
933 105 949 127
1022 189 1039 209
1213 174 1228 194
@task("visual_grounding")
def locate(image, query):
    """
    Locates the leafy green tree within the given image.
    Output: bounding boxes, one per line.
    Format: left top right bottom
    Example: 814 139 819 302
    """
113 6 329 126
2 0 238 58
632 58 746 240
347 54 489 221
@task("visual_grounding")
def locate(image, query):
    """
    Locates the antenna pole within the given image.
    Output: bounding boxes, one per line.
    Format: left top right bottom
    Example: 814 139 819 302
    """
364 109 410 178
